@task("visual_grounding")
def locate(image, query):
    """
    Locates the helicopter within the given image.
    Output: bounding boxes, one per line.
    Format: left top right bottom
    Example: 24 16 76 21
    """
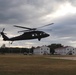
0 23 54 44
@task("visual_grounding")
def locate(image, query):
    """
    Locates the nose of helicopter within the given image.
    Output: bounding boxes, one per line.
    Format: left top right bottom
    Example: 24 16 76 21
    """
46 33 50 37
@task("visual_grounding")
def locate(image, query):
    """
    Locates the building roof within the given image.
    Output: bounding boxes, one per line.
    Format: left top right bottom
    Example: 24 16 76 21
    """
34 45 49 50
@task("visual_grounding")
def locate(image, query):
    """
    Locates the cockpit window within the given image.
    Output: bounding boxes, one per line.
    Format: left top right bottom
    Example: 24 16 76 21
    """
43 32 46 34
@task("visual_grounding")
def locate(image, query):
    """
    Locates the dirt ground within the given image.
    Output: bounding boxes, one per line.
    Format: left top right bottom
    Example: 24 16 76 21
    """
50 56 76 60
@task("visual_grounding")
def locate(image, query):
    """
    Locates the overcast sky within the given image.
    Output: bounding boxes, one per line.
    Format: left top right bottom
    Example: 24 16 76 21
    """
0 0 76 48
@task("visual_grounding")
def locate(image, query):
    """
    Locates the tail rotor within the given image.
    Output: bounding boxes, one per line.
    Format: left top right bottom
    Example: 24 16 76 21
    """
0 28 9 41
0 28 5 36
2 28 5 32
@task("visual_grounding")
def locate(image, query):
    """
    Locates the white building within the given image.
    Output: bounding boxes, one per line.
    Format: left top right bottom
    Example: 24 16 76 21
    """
33 46 50 55
55 46 76 55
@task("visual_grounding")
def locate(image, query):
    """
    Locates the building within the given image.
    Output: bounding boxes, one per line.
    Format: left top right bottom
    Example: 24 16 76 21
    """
55 46 76 55
33 46 50 55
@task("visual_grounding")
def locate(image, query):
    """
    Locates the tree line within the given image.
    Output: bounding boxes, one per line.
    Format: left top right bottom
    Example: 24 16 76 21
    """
0 43 63 54
48 43 63 54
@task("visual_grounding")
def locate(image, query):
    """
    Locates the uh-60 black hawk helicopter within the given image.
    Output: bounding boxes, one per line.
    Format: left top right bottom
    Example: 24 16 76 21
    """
0 23 54 44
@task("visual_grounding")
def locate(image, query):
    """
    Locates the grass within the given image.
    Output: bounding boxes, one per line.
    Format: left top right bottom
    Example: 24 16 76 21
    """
0 54 76 75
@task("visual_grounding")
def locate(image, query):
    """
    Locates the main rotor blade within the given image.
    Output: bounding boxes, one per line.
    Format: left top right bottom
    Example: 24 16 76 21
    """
14 25 32 30
37 23 54 29
18 30 30 33
14 23 54 31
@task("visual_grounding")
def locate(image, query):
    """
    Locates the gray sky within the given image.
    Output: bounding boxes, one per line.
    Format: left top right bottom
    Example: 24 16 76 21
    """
0 0 76 48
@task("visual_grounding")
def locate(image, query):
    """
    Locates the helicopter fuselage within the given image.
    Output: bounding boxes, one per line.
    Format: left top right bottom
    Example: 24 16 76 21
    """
2 31 49 41
0 23 54 42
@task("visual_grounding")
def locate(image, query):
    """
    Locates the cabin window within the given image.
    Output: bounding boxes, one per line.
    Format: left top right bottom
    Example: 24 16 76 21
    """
40 33 42 35
41 48 42 50
35 34 37 36
32 34 34 36
67 49 69 50
41 52 43 53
